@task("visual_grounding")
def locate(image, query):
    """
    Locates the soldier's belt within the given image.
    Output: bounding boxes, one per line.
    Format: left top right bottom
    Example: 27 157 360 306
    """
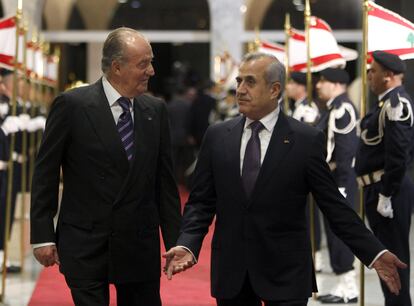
356 169 384 187
12 152 26 164
0 160 8 170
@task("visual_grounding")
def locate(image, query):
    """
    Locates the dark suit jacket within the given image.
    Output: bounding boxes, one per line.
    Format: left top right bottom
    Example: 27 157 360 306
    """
177 112 384 300
30 79 181 283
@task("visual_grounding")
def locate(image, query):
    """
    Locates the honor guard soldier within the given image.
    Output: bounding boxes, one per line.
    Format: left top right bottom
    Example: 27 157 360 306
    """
315 68 359 304
0 69 22 273
355 50 414 306
286 71 319 124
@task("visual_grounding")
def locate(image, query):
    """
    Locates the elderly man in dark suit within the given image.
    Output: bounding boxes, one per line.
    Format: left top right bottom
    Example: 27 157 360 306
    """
30 27 182 306
164 52 406 306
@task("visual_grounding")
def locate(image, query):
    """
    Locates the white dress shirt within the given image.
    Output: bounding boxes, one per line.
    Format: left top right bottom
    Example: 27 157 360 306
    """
102 76 134 123
240 106 280 173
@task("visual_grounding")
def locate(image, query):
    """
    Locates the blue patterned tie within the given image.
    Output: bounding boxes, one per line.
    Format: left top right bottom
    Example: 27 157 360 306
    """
117 97 134 162
242 121 264 197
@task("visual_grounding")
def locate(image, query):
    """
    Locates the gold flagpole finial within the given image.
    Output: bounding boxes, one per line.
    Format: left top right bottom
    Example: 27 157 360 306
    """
254 26 261 51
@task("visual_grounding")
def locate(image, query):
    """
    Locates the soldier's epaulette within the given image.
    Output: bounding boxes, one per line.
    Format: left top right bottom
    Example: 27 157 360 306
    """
385 93 412 124
330 102 356 134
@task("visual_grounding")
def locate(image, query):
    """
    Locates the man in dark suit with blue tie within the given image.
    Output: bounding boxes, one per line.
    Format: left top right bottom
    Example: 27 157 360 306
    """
30 27 182 306
164 52 406 306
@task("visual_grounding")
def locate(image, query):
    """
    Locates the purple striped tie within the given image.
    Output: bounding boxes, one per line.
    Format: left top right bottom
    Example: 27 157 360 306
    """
117 97 134 162
242 121 264 197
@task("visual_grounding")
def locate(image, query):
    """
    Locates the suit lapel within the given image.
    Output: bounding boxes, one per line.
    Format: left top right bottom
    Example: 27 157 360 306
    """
224 116 249 203
83 80 129 176
114 95 154 204
249 112 294 204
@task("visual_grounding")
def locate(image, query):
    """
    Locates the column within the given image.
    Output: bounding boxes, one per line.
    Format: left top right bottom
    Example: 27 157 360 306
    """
208 0 244 78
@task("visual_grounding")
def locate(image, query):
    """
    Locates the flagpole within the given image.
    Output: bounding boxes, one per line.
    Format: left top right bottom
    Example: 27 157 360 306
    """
28 30 38 194
284 13 291 115
304 0 317 301
1 0 22 301
19 20 28 273
359 1 369 306
305 0 312 106
53 46 61 97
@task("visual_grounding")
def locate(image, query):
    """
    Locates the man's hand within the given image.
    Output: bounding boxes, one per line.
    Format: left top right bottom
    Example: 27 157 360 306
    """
33 245 60 267
372 251 407 295
162 247 195 280
377 194 393 218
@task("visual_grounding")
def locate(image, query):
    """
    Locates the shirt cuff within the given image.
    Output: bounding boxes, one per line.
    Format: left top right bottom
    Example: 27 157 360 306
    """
368 249 388 269
32 242 56 249
176 245 197 264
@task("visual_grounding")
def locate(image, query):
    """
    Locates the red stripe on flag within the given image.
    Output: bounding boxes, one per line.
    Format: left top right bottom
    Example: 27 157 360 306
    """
368 2 414 31
367 48 414 63
0 54 14 66
0 16 16 29
291 53 343 71
311 17 332 32
290 29 305 41
261 42 284 51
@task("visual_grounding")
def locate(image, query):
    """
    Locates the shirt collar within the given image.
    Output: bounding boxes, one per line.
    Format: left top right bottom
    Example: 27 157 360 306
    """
102 76 134 107
295 97 306 108
378 87 396 102
326 97 336 109
244 105 280 132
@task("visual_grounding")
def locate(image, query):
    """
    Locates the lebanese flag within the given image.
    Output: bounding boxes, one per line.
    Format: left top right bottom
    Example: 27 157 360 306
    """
0 16 18 70
44 55 59 85
289 17 345 72
26 41 34 76
258 41 285 63
368 1 414 61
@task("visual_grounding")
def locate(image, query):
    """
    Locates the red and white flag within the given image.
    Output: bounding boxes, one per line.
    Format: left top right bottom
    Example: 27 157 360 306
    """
289 17 345 72
44 55 59 85
258 41 285 63
0 16 24 70
368 1 414 60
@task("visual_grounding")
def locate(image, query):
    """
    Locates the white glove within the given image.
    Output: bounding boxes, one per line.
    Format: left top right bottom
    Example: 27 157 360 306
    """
302 106 319 124
338 187 347 198
1 116 21 135
27 116 46 132
0 103 9 117
377 193 393 218
18 114 31 131
35 116 46 131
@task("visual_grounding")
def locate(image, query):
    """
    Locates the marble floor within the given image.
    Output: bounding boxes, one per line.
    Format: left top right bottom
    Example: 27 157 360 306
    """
1 216 413 306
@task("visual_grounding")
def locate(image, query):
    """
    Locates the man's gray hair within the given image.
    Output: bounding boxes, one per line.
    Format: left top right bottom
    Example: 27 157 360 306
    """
101 27 146 75
242 52 286 94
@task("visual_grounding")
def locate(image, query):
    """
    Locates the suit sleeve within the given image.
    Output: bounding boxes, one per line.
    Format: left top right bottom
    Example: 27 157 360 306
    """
175 125 217 259
306 131 385 266
30 94 72 244
156 102 182 250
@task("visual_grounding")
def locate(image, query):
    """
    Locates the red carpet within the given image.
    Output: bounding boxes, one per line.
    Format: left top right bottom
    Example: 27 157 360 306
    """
28 187 215 306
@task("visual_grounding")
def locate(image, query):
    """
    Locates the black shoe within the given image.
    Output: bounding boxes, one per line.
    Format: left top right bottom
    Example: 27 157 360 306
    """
317 294 332 301
7 265 22 273
320 295 358 304
0 265 22 273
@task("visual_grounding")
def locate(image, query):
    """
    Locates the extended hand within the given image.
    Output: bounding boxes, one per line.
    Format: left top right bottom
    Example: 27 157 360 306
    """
162 247 195 280
33 245 60 267
372 251 407 295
